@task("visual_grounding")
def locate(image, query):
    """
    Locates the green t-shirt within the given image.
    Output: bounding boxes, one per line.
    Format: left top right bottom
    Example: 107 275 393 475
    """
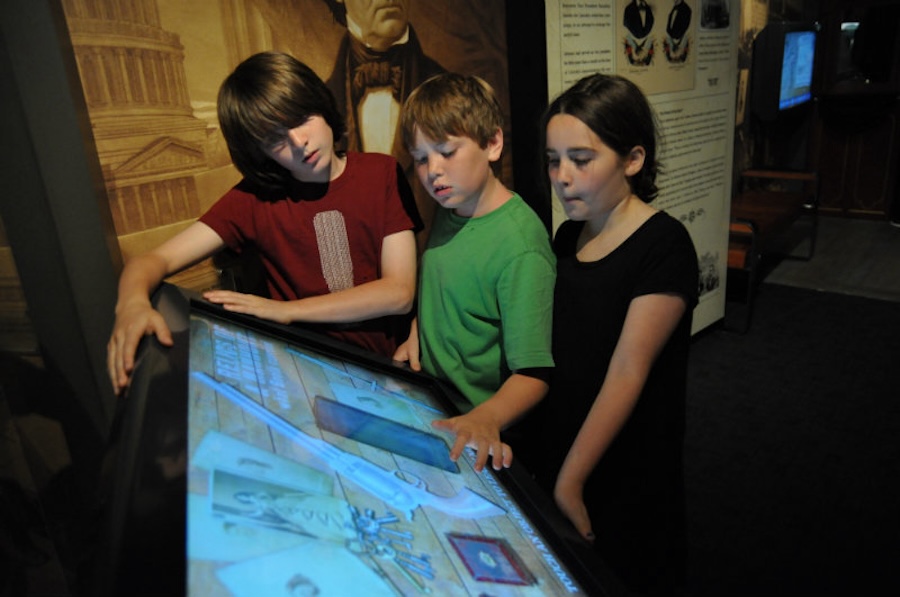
419 195 556 405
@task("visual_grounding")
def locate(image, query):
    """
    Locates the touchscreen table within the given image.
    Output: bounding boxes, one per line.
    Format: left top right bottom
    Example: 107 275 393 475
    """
185 305 599 596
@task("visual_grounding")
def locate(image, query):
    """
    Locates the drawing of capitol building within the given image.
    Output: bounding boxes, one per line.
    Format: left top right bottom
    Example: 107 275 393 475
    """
60 0 270 291
65 0 209 232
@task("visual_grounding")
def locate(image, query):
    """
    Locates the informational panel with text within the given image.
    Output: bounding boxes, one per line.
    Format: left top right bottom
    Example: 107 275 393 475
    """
546 0 738 331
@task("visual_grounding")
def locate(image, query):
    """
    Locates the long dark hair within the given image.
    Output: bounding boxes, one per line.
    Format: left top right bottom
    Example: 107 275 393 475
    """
217 52 346 191
542 73 660 202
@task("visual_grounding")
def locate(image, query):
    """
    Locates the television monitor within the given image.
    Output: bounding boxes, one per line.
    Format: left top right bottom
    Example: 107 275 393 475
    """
779 30 816 110
97 284 623 596
751 22 819 121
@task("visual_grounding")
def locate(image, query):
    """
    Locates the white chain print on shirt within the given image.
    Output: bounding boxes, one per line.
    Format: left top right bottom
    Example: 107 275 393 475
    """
313 210 354 292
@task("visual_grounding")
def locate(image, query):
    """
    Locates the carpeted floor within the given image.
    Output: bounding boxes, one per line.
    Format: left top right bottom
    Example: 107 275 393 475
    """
763 217 900 303
684 282 900 596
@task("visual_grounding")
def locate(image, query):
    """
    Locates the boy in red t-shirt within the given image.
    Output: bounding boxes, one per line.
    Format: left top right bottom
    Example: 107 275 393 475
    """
107 52 421 394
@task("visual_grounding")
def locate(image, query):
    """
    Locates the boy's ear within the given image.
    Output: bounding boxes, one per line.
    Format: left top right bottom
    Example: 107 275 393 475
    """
624 146 646 177
486 127 504 162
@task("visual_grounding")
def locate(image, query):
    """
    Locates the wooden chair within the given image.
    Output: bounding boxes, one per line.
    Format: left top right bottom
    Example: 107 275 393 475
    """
726 169 818 332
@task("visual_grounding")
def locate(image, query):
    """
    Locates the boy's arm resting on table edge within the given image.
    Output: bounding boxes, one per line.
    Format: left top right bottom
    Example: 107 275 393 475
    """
203 229 417 324
108 221 225 393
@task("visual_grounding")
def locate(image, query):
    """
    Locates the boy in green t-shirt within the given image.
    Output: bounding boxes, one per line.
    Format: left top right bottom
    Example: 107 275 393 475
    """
394 73 555 473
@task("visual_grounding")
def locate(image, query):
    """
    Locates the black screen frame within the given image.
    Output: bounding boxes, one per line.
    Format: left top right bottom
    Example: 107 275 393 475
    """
95 283 624 596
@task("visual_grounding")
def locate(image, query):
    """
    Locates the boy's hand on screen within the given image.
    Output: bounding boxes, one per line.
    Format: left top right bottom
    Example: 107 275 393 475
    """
203 290 292 325
392 318 420 370
107 304 173 395
392 336 421 371
432 413 512 473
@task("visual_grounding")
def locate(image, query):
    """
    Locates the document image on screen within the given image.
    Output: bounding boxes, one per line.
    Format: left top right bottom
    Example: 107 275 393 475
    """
186 311 591 596
313 394 460 473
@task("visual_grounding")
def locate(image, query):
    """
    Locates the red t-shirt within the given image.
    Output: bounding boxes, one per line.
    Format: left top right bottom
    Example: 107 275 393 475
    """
200 152 420 357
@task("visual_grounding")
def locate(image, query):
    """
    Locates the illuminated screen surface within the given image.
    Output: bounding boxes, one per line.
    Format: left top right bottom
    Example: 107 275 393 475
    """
779 30 816 110
186 308 593 596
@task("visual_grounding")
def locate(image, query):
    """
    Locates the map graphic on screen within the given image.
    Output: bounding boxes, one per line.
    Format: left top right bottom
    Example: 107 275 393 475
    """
185 309 592 596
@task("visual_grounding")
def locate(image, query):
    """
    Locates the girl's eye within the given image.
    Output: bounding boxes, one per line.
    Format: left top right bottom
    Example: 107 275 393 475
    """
412 155 427 165
440 150 455 159
573 158 591 167
546 157 560 167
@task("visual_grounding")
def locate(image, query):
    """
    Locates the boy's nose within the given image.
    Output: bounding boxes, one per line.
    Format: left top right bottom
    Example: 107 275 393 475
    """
427 156 443 177
288 129 307 148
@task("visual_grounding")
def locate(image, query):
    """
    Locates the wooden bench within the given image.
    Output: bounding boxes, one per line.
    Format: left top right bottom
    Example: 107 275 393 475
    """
726 169 818 331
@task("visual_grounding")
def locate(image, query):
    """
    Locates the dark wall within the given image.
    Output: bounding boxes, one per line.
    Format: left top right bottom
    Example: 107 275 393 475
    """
744 0 900 218
506 1 552 230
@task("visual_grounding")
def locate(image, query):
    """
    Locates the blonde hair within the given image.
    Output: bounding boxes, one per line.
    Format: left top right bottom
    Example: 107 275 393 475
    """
400 73 503 149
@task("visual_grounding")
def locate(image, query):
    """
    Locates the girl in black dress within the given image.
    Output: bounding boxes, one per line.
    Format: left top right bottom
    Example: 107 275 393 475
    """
520 73 699 595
